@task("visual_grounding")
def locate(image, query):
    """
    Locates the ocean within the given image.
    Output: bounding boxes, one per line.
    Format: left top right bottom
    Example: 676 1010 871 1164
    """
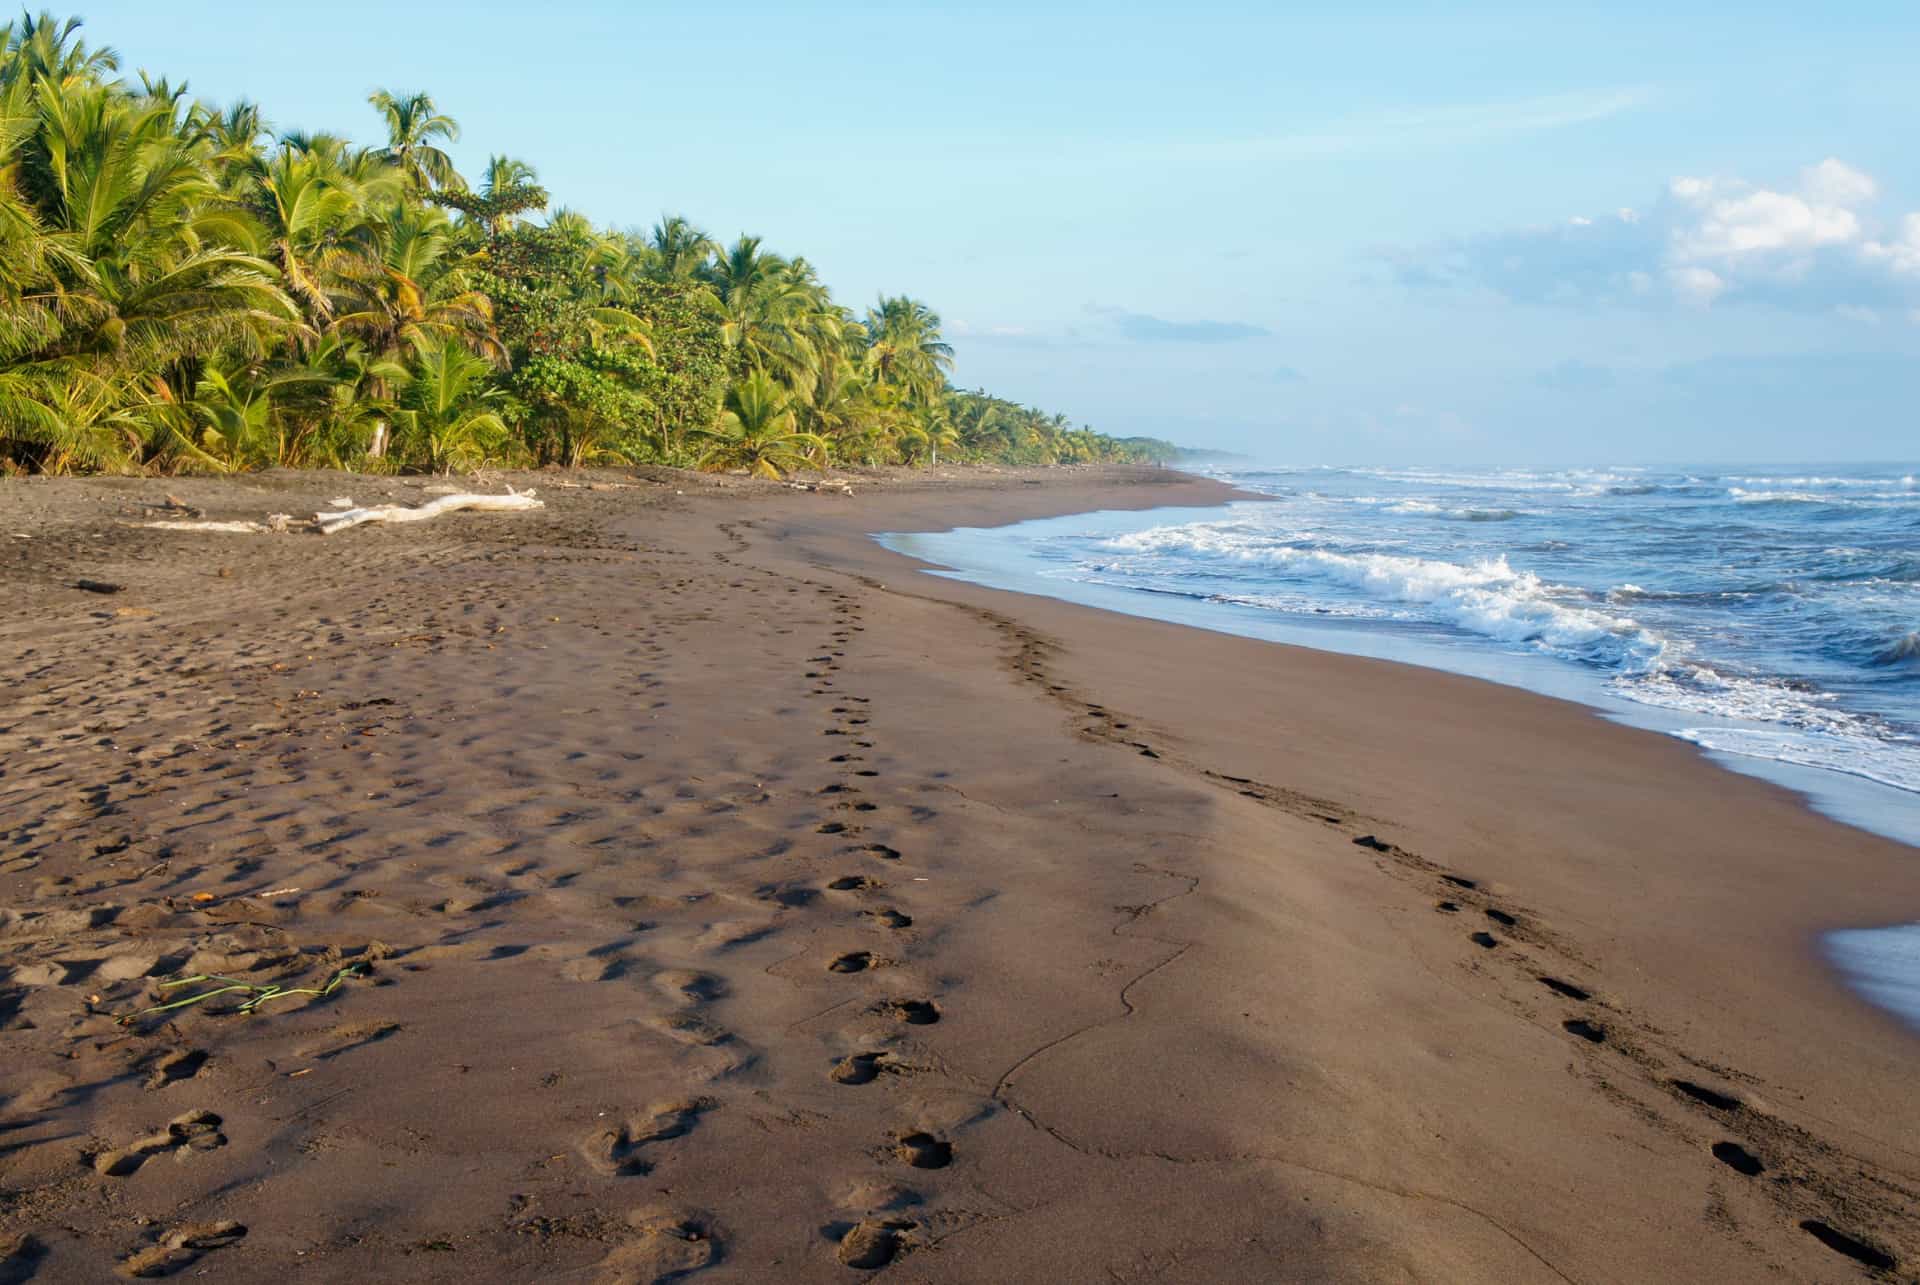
880 461 1920 1027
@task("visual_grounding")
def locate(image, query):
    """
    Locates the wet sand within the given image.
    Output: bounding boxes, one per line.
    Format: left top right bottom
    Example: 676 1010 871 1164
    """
1 464 1916 1282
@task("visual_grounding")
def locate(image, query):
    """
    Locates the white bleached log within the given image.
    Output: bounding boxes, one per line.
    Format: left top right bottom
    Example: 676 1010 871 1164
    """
313 489 542 535
135 519 271 533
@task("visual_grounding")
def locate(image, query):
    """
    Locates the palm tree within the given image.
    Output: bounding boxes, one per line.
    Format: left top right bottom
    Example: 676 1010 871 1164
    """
1 12 118 89
331 203 500 365
194 99 269 182
369 89 462 191
164 361 338 472
242 142 370 326
392 334 509 471
2 365 152 472
17 77 295 376
702 237 851 397
697 369 824 478
647 214 716 281
479 154 546 235
864 295 953 404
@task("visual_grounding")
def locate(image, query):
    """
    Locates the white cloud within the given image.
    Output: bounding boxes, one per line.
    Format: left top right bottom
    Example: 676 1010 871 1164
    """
1802 158 1879 207
1862 212 1920 275
1388 157 1920 313
1666 162 1869 262
1669 266 1727 305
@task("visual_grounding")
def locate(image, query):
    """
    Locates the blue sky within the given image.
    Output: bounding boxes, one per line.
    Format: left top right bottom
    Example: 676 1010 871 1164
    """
73 1 1920 464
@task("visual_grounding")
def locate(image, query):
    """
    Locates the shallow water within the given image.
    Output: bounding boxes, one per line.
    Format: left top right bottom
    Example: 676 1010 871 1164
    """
880 460 1920 1030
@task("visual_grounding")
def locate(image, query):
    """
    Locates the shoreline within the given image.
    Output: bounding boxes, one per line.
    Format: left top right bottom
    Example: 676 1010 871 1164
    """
2 464 1916 1280
878 500 1920 853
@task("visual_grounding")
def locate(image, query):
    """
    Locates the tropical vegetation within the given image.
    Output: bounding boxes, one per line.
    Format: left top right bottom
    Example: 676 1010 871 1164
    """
0 13 1179 477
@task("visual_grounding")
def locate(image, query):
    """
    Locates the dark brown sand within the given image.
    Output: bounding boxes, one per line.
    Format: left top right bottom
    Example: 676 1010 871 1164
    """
1 464 1917 1283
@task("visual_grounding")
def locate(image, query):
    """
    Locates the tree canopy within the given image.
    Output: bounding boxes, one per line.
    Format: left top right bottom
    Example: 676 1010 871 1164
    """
0 12 1176 477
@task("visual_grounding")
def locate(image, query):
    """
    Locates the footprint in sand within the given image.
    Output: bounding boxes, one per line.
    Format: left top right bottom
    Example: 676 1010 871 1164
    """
652 969 727 1003
119 1220 246 1277
830 1052 896 1085
3 1233 46 1280
828 876 882 893
890 1131 952 1169
299 1022 400 1062
874 999 940 1026
582 1099 713 1177
1799 1220 1897 1273
1711 1140 1764 1176
141 1048 207 1089
1469 932 1498 949
596 1208 719 1283
642 1012 754 1082
91 1110 226 1176
835 1219 916 1270
861 909 912 931
828 951 884 974
1670 1080 1742 1112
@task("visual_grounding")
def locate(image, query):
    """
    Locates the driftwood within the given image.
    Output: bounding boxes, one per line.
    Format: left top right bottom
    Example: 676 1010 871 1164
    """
783 480 854 496
138 519 273 534
314 490 542 535
135 514 295 534
125 489 542 536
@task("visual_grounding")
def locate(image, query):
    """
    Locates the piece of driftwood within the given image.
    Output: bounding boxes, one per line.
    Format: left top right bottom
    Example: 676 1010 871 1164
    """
314 490 542 535
136 519 273 534
783 480 854 496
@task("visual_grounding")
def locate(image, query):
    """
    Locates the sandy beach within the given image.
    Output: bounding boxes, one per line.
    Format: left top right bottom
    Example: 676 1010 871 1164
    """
2 464 1917 1283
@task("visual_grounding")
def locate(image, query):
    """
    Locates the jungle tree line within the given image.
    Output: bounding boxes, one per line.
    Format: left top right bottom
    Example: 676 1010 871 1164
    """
0 13 1180 477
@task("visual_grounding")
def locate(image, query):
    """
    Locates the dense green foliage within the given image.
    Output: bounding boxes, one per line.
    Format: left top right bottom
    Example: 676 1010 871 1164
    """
0 13 1168 477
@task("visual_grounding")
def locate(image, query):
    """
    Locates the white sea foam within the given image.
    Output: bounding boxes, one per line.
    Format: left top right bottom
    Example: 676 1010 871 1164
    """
1101 518 1920 795
1725 474 1917 489
1102 525 1665 668
1728 487 1920 505
1381 499 1523 521
1675 726 1920 794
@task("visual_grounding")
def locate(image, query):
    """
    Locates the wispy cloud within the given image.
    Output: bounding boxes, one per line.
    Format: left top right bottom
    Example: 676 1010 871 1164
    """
1088 305 1270 343
1162 87 1656 161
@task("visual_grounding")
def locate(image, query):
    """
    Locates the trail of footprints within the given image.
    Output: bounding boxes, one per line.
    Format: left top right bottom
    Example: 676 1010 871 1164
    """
1343 834 1912 1273
944 588 1916 1278
798 584 951 1271
571 572 955 1277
